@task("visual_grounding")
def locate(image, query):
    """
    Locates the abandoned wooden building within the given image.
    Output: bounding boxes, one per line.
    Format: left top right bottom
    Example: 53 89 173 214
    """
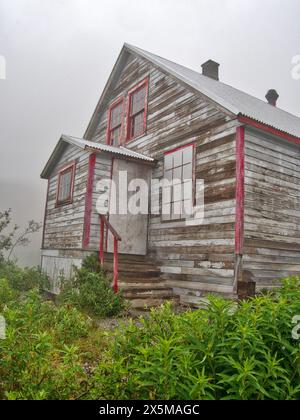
40 43 300 308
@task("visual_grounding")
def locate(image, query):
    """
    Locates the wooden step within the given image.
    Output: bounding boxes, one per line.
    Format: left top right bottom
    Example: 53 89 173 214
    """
102 252 179 310
123 289 174 299
106 266 160 277
103 253 155 264
119 282 167 289
119 275 165 285
104 260 156 267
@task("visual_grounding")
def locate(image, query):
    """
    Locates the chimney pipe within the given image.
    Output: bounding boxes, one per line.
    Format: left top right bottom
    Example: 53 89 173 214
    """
201 59 220 81
265 89 279 106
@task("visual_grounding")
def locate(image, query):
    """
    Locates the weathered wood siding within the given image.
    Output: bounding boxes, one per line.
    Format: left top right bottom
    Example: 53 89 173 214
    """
43 144 90 250
244 128 300 290
88 53 239 303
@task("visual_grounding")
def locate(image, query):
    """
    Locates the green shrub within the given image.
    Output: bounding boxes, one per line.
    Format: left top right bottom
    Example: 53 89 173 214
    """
90 277 300 400
0 289 97 400
2 269 300 400
0 278 18 310
59 255 126 318
0 261 49 292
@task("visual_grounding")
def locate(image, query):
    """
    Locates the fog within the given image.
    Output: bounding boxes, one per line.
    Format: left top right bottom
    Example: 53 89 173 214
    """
0 0 299 266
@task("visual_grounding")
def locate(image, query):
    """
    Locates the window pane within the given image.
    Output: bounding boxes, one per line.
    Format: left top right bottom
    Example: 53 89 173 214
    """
183 180 193 200
110 102 123 129
162 185 172 204
164 154 173 170
173 183 182 202
173 200 182 218
131 86 146 115
183 146 193 164
182 199 193 218
162 201 171 220
131 111 144 138
110 126 121 146
164 169 172 182
173 150 182 168
173 165 182 184
58 168 72 202
183 163 192 180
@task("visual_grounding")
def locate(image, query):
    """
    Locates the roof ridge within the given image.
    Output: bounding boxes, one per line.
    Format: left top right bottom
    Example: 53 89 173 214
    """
125 43 299 119
124 43 300 138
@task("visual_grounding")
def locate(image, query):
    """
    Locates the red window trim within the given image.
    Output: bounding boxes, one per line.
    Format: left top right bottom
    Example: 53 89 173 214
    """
164 143 195 155
126 77 149 142
55 161 76 207
162 143 196 222
106 96 125 146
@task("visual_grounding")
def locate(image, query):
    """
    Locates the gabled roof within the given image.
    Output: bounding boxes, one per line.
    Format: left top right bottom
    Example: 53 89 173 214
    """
85 43 300 140
40 135 155 179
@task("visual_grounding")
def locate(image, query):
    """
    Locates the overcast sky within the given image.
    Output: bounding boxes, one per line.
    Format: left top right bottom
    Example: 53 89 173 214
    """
0 0 299 265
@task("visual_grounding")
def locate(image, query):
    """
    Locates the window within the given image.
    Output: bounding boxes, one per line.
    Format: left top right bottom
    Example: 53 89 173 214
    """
107 98 124 146
56 162 76 206
162 145 194 221
126 78 148 141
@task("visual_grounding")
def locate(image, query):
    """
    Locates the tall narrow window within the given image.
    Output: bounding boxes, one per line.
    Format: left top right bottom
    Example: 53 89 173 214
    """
56 162 76 206
107 99 124 146
127 78 148 141
162 145 194 221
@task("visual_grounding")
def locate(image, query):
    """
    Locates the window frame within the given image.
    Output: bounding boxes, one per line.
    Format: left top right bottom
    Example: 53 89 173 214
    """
55 161 76 207
126 77 149 142
162 143 196 222
106 96 125 146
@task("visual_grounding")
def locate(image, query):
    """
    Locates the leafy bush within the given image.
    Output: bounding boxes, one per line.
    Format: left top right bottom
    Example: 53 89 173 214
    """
0 278 17 310
0 289 101 400
1 270 300 400
0 261 49 292
90 277 300 400
59 254 126 318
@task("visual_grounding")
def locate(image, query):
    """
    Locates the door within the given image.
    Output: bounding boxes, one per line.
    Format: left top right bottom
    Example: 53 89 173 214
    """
107 159 150 255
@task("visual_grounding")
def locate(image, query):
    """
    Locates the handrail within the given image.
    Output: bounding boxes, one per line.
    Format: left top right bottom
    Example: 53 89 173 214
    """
99 214 121 293
99 214 122 241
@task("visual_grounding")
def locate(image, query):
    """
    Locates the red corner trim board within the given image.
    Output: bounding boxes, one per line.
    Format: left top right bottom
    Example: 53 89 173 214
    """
83 153 96 248
235 126 245 255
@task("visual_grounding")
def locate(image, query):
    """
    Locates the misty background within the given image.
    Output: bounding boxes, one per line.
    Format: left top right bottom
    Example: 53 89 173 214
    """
0 0 299 266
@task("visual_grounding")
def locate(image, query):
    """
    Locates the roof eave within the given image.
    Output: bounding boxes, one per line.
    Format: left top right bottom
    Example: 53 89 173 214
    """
84 145 156 166
238 114 300 145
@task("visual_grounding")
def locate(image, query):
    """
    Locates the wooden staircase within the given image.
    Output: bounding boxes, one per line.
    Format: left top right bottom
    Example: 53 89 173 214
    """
103 253 177 309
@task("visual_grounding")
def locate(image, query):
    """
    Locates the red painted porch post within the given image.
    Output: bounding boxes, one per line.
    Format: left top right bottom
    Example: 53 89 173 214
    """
113 237 118 293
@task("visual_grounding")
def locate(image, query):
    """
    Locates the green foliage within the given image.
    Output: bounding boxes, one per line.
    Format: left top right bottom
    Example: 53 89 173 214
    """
91 277 300 400
0 260 49 292
0 289 100 400
1 270 300 400
59 254 126 318
0 278 17 310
